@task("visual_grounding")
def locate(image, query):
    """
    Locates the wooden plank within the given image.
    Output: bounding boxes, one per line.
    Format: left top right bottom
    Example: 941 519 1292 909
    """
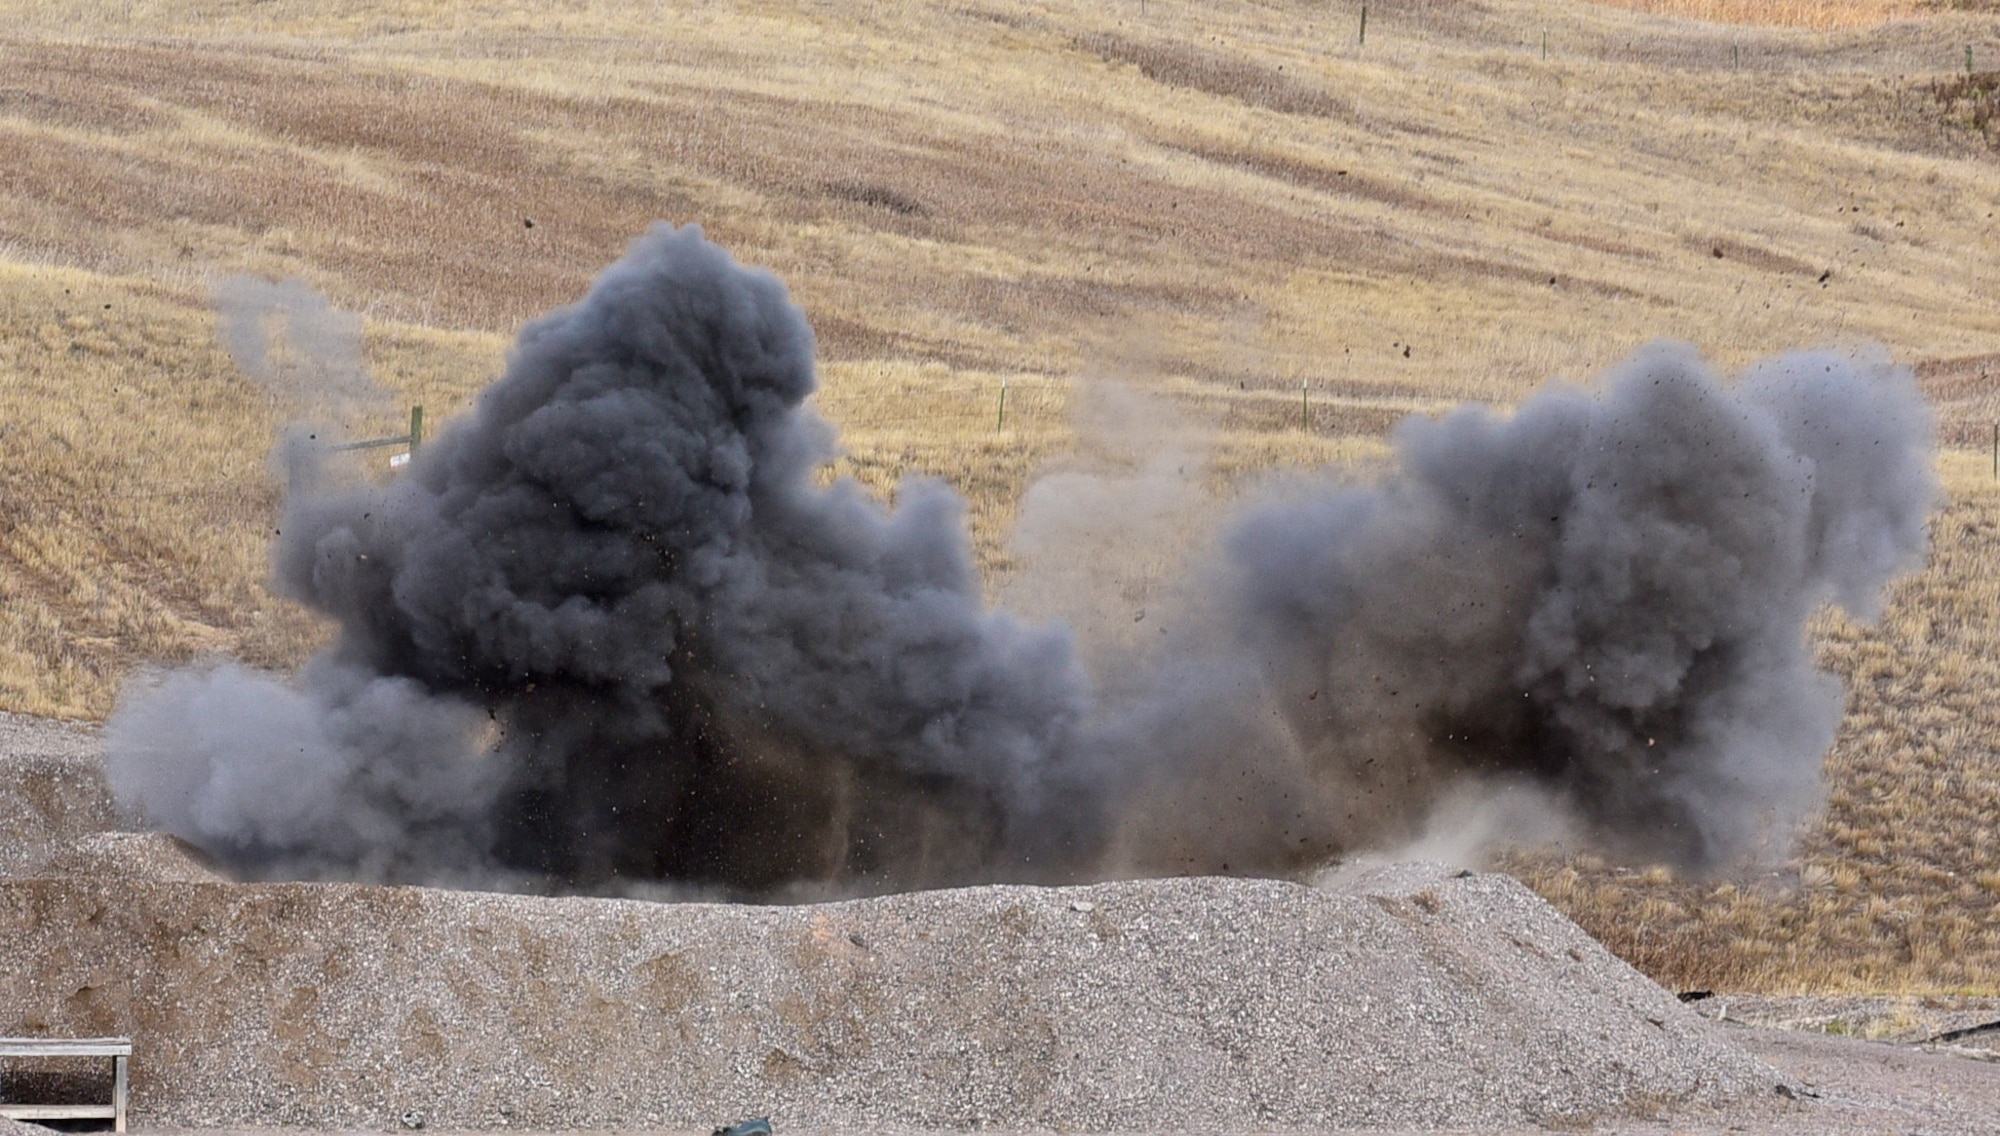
113 1052 128 1133
1 1038 134 1129
327 432 415 453
0 1038 132 1056
0 1105 120 1120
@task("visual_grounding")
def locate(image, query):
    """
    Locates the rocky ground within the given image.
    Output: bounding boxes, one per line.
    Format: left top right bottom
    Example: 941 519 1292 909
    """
2 711 1996 1136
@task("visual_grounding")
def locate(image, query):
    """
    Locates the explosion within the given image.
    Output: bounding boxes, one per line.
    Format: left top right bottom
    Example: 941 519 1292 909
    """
106 225 1937 896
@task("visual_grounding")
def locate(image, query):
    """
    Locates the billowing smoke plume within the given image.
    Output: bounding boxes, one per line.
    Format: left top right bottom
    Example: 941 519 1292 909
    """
106 225 1937 895
1093 344 1936 875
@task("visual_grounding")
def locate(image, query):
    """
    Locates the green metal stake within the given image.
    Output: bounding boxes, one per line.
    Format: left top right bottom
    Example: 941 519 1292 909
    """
1733 43 1740 69
1359 4 1367 47
1300 380 1309 431
409 404 424 453
996 382 1007 431
1969 44 1976 75
1542 29 1548 60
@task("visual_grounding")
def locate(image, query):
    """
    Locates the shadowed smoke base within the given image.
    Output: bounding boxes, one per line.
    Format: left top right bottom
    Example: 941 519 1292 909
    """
105 224 1937 895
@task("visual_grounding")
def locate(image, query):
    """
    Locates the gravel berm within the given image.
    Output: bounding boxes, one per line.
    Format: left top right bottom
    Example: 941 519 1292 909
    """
0 711 112 877
0 860 1780 1132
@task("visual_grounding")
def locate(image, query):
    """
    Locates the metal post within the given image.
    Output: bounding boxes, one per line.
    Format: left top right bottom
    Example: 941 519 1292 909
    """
1970 44 1977 75
409 404 424 453
1542 29 1548 60
1301 380 1309 431
1359 4 1367 46
997 382 1007 431
1991 422 1996 480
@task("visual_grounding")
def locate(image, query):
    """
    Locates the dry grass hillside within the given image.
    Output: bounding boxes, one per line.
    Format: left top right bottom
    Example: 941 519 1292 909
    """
4 0 2000 991
1596 0 1927 29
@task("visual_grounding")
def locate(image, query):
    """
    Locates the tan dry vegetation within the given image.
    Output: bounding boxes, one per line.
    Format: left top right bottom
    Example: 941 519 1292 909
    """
1587 0 1932 30
0 259 504 716
3 0 2000 989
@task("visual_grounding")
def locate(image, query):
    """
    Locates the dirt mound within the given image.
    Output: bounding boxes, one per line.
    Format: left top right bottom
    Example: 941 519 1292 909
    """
0 711 103 766
0 866 1778 1132
0 714 1780 1130
36 832 225 883
0 713 116 878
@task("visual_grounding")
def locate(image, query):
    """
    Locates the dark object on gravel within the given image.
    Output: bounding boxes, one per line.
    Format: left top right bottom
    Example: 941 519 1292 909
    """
1923 1018 2000 1045
713 1117 772 1136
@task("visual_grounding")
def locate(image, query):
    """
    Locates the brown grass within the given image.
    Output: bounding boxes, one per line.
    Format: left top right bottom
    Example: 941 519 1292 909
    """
0 260 505 716
1933 69 2000 149
4 0 2000 990
1585 0 1931 29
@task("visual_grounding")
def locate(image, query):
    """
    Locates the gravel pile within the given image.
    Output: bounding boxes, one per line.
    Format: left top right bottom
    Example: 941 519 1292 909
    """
0 863 1779 1132
1 712 1779 1131
0 711 115 878
0 713 217 883
0 711 102 763
37 832 225 883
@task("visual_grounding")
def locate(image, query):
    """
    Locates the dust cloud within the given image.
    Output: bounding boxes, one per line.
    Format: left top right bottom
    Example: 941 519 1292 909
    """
106 226 1937 895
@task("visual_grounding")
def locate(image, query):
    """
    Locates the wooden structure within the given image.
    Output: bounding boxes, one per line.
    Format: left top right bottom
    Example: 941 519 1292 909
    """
0 1037 131 1132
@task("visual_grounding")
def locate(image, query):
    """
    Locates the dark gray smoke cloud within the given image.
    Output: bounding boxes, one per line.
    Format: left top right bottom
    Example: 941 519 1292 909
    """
106 226 1937 895
1096 343 1935 875
119 227 1094 894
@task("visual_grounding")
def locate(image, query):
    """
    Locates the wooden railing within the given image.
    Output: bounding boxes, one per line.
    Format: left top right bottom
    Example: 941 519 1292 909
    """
0 1037 131 1132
